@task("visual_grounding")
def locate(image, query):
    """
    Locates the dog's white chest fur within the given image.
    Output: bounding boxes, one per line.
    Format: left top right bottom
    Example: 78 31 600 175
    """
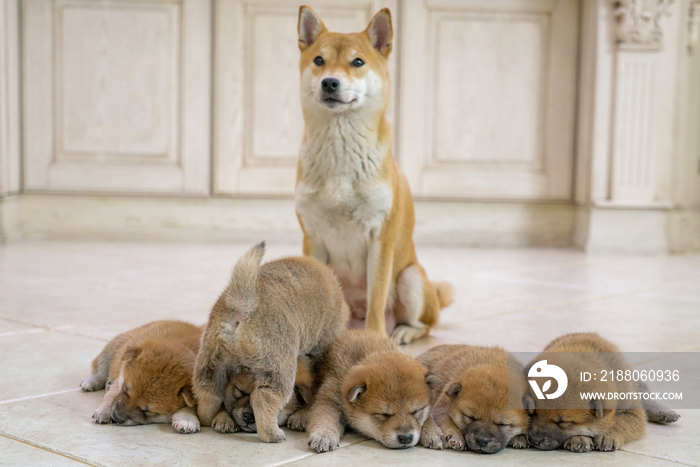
295 115 392 288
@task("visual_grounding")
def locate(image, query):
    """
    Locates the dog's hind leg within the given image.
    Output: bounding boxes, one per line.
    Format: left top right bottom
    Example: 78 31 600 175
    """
391 264 436 345
639 383 680 424
250 365 295 443
593 409 646 451
80 331 132 392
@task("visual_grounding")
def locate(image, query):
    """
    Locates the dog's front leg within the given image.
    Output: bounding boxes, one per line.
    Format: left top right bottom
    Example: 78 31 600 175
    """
365 233 394 335
172 406 201 434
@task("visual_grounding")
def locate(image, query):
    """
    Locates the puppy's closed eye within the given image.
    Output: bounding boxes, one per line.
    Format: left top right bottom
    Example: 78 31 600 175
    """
373 413 391 422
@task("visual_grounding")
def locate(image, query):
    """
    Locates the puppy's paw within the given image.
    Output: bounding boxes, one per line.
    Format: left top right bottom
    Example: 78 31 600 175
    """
308 430 340 453
420 425 443 450
212 411 237 433
563 436 594 453
443 428 465 451
287 410 309 432
80 375 105 392
647 408 680 424
258 426 286 443
594 434 621 452
391 325 424 345
173 417 200 434
508 434 528 449
92 407 112 424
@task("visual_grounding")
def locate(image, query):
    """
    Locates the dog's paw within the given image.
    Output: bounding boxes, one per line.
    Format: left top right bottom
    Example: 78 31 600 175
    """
420 425 444 450
92 406 112 424
391 325 424 345
212 411 237 433
80 375 105 392
647 408 680 425
173 416 200 434
508 434 528 449
287 410 309 432
258 426 286 443
443 428 465 451
308 430 340 453
594 434 621 452
563 436 594 453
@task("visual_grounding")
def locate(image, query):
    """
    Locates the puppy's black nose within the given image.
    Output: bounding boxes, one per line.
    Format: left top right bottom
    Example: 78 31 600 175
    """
397 433 413 445
475 436 490 447
528 434 542 447
242 412 255 425
322 78 340 93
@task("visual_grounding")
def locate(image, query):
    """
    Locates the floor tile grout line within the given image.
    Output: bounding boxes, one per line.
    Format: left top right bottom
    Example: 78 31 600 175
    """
268 439 371 466
0 388 80 405
620 447 700 467
0 432 103 467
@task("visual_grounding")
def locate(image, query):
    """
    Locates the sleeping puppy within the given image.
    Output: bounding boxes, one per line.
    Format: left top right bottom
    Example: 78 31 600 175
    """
417 345 534 453
80 320 203 433
305 330 441 452
527 333 680 452
194 242 349 443
224 357 315 432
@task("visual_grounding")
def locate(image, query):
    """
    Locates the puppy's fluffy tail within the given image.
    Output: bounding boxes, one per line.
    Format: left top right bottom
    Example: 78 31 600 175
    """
433 281 454 309
225 241 266 315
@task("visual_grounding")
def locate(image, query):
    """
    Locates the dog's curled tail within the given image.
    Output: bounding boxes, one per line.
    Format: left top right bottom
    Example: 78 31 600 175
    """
225 241 266 315
433 281 454 309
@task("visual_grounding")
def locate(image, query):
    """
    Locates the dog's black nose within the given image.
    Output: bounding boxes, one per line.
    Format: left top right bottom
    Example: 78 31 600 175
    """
475 436 490 447
397 433 413 445
322 78 340 93
242 412 255 425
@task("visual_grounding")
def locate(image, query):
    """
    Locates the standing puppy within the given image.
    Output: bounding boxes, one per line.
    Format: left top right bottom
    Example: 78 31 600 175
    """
294 6 453 345
193 242 349 443
305 330 441 452
417 345 534 453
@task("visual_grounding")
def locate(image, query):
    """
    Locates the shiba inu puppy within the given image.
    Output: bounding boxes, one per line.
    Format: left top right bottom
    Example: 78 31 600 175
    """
224 357 315 433
294 6 453 345
417 345 534 453
194 242 349 443
306 330 441 452
527 333 680 452
80 320 202 433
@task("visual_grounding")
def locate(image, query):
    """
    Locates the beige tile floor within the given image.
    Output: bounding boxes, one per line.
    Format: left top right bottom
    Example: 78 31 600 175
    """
0 240 698 467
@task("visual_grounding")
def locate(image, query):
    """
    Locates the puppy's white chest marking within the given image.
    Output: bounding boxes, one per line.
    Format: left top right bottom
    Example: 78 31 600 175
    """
295 114 392 288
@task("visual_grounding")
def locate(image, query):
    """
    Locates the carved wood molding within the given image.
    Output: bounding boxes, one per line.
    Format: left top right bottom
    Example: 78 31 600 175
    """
611 0 674 50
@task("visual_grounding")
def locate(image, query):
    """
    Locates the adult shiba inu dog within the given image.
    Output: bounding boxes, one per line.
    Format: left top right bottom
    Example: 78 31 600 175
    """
294 6 453 345
80 320 202 433
417 345 534 453
305 330 441 452
527 333 680 452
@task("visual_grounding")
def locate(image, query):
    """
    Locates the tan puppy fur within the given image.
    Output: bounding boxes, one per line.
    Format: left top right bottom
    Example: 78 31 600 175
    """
80 320 202 433
294 6 453 345
224 357 315 433
306 330 441 452
418 345 534 453
527 333 679 452
193 242 349 443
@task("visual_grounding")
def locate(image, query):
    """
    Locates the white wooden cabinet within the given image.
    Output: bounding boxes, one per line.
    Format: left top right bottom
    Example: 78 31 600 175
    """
22 0 211 194
398 0 579 200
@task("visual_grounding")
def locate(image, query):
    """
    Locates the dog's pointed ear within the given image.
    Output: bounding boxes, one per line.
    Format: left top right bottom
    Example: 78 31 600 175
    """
122 346 141 363
446 382 462 399
347 384 366 403
522 394 536 414
425 373 442 391
297 385 314 405
365 8 393 58
298 6 326 51
590 398 605 418
180 385 197 407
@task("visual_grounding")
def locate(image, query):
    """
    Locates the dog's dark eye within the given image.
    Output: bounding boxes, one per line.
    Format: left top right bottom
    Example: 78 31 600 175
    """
314 56 324 66
351 58 364 67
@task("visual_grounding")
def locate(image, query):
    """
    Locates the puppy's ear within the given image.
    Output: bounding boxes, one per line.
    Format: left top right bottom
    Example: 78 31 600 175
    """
122 347 141 363
522 394 536 414
298 6 326 51
180 385 197 407
297 385 314 405
590 398 606 418
365 8 393 57
446 383 462 399
425 373 442 391
347 384 366 403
